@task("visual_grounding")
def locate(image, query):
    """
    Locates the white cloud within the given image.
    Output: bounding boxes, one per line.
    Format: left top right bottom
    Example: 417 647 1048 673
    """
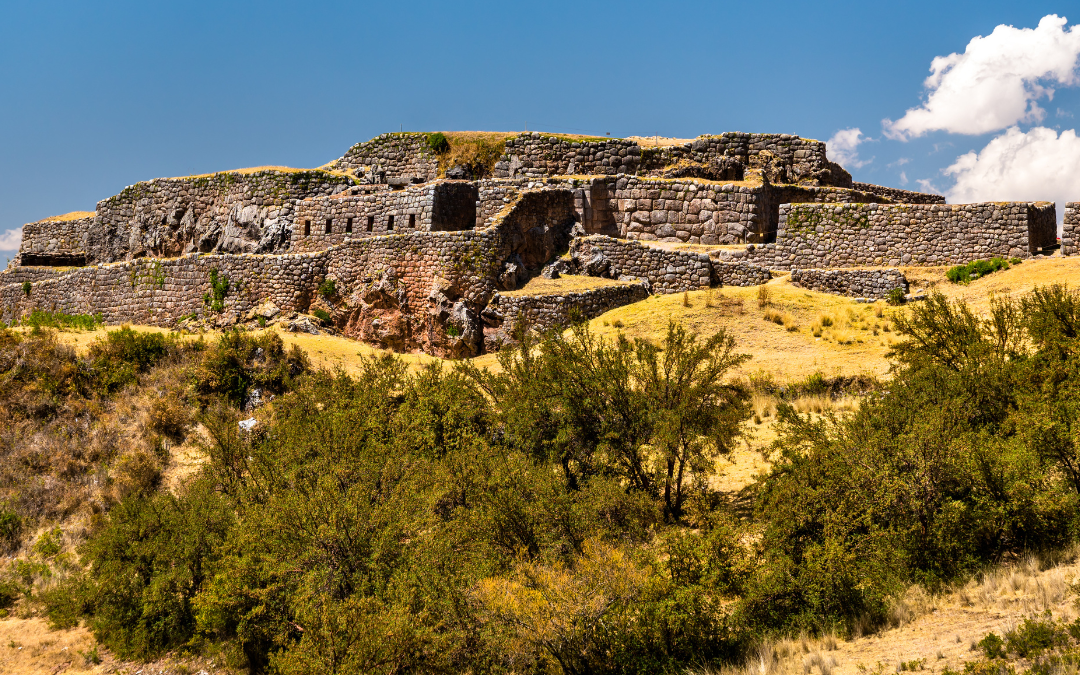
944 126 1080 219
917 179 944 195
884 15 1080 140
0 227 22 250
899 171 909 186
827 127 871 168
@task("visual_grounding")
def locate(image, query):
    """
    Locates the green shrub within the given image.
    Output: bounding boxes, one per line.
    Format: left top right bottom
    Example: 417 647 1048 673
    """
21 309 101 331
312 308 331 325
1006 613 1069 658
88 328 172 393
886 287 906 306
21 281 31 296
979 632 1006 659
427 132 450 154
946 257 1011 284
317 278 336 299
33 528 62 558
203 268 230 313
193 329 307 406
0 511 21 555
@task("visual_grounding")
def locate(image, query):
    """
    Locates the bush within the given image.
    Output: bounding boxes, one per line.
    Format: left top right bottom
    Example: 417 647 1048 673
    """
946 257 1011 284
22 281 31 296
1006 613 1069 658
317 278 336 299
312 308 332 325
0 511 22 555
193 329 307 406
427 132 450 154
203 268 229 313
61 480 232 659
886 287 906 306
979 632 1006 659
88 328 173 393
20 309 101 331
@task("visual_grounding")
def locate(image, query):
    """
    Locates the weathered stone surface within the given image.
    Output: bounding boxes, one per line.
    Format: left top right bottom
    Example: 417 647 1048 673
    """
790 269 909 299
482 282 650 349
727 201 1058 269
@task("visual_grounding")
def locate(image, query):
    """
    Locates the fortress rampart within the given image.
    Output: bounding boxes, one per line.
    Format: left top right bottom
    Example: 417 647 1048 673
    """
481 282 650 348
330 133 439 184
728 201 1057 269
3 127 1067 357
852 182 946 205
290 181 479 251
493 132 850 187
790 268 909 299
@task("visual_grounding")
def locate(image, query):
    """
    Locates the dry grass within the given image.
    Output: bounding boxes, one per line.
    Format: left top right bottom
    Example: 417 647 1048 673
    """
500 274 633 297
32 211 95 223
695 548 1080 675
167 165 355 181
587 277 896 382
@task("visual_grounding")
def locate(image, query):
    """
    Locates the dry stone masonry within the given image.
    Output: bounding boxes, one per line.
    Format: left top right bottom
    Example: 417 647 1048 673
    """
790 269 909 300
2 127 1068 356
1063 203 1080 256
729 201 1057 269
481 282 650 349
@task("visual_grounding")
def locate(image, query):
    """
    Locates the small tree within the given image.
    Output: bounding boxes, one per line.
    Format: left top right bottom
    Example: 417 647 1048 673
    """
635 322 750 521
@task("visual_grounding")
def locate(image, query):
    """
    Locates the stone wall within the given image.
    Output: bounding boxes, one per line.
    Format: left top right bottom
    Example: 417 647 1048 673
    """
0 266 75 287
711 261 773 287
0 252 329 328
481 282 650 347
329 133 439 184
731 201 1056 269
612 177 889 245
290 181 478 252
87 169 356 262
569 236 714 293
1063 203 1080 255
790 268 909 299
492 132 849 187
18 215 96 266
852 182 946 204
476 177 619 236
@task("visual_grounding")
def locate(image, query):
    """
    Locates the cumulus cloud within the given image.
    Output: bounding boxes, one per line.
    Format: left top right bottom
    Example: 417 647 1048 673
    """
917 179 944 195
899 171 909 186
944 126 1080 219
827 128 871 168
0 228 22 250
884 14 1080 140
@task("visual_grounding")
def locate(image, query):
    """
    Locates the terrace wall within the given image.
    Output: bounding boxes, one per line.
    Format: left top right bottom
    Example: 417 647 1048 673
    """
737 201 1056 269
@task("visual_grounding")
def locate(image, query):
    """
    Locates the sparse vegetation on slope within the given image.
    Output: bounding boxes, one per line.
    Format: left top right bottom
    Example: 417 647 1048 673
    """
8 282 1080 673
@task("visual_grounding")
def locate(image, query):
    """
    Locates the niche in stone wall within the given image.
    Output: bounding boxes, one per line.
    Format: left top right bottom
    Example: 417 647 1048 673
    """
304 220 311 236
346 217 353 233
409 214 416 229
325 218 332 234
388 215 395 231
367 216 374 232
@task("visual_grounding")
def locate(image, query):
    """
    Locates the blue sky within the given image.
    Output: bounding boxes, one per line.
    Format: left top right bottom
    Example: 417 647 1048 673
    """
3 1 1079 265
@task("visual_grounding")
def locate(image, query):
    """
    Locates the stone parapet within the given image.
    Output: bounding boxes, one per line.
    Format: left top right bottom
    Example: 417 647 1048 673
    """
569 236 714 294
736 201 1056 269
790 268 909 299
481 282 650 347
711 260 773 287
329 132 439 184
852 182 946 204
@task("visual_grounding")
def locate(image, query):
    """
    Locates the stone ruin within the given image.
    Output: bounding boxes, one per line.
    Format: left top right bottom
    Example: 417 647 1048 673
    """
0 131 1065 357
